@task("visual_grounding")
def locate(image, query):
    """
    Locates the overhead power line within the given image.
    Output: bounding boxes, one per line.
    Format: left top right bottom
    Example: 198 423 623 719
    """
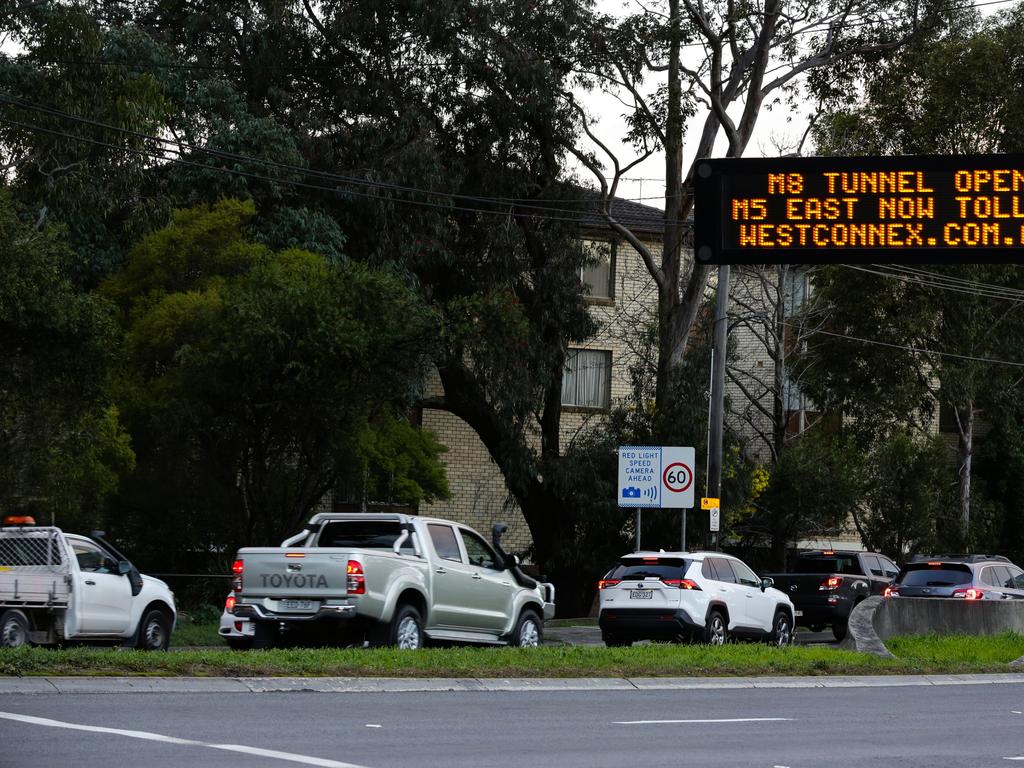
0 95 685 227
782 320 1024 368
839 264 1024 302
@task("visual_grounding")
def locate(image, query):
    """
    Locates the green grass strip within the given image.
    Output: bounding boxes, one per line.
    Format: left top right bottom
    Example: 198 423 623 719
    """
1 637 1022 678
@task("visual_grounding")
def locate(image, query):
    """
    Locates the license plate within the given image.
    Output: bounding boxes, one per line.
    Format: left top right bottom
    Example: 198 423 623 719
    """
629 590 653 600
794 610 803 617
279 599 317 612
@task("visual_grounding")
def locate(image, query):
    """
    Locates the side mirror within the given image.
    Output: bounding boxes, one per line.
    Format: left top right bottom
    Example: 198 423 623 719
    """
117 560 132 576
760 576 774 592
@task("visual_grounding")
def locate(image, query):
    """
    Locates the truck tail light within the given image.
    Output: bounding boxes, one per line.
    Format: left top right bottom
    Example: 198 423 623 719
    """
225 594 237 612
231 559 244 592
347 560 366 595
597 579 621 590
819 576 843 591
952 587 984 600
662 579 701 590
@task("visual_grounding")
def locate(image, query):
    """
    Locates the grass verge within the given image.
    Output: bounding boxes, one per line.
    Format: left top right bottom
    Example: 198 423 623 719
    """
2 633 1023 678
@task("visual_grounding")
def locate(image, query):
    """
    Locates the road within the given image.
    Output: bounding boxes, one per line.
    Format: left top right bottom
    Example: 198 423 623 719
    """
2 678 1023 767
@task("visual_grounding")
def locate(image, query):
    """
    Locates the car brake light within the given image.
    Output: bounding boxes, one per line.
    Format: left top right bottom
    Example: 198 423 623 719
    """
822 550 834 555
819 576 843 591
883 585 899 598
231 559 243 592
347 560 366 595
662 579 701 590
598 579 621 590
225 594 237 612
927 561 942 566
952 587 984 600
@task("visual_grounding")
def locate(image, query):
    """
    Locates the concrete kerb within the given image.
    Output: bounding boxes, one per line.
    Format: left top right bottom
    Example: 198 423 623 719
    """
2 674 1024 695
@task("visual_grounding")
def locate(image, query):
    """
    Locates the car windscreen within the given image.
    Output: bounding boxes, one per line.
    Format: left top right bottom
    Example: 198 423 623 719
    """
898 565 973 587
792 556 862 575
317 521 413 552
611 558 691 581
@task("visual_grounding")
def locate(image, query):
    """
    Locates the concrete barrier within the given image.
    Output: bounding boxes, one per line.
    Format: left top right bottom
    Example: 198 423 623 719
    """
841 596 1024 658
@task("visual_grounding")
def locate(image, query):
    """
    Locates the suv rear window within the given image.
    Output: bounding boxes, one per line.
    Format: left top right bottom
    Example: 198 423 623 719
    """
317 521 413 552
611 558 691 581
898 564 972 587
793 556 862 575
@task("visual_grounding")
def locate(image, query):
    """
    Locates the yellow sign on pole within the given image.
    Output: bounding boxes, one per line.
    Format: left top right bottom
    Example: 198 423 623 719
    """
701 497 720 510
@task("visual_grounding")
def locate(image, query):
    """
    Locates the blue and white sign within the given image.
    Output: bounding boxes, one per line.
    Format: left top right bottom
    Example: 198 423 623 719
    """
617 446 696 509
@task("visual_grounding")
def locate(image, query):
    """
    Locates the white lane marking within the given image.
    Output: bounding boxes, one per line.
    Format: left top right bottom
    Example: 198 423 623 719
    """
365 724 382 728
1013 711 1022 715
614 717 794 725
0 711 371 768
1005 757 1024 761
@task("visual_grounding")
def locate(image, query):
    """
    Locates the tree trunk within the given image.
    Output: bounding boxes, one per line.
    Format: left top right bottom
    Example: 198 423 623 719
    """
654 0 685 416
956 402 974 544
772 266 787 462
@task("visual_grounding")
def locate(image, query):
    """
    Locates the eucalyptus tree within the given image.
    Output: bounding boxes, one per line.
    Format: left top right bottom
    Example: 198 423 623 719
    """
567 0 962 415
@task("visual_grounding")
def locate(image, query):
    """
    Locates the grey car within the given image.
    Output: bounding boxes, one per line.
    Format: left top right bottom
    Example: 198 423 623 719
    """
887 554 1024 600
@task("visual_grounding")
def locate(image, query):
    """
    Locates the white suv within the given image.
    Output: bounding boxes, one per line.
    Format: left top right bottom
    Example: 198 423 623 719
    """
597 551 795 647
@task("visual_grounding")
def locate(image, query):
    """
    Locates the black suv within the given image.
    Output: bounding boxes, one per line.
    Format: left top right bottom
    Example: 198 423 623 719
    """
887 554 1024 600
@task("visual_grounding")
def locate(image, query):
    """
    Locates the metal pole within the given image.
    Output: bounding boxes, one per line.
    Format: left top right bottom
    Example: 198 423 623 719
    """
707 262 730 551
635 509 642 552
681 510 687 552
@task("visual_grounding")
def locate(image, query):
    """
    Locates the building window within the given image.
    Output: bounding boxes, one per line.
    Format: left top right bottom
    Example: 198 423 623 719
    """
561 349 611 409
581 239 614 300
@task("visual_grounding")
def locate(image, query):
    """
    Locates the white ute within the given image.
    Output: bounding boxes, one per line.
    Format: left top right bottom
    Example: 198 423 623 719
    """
0 515 176 650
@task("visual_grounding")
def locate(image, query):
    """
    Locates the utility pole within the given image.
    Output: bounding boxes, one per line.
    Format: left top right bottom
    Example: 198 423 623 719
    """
707 263 730 550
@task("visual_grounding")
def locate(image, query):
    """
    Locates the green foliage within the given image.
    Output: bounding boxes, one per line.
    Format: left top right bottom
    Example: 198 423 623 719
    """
859 431 949 560
749 428 864 566
0 5 175 279
102 200 443 562
0 188 130 520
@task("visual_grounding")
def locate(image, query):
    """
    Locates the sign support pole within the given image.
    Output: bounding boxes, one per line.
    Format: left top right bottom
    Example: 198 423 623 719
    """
707 263 730 551
635 509 641 552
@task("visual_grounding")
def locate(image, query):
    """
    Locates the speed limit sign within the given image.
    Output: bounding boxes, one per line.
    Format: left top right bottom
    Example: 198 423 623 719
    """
659 447 695 508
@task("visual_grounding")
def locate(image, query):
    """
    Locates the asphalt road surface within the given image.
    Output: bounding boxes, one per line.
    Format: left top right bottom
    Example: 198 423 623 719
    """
2 680 1023 768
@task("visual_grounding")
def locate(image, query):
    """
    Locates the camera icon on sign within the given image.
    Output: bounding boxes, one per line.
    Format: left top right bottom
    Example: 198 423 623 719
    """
622 487 641 499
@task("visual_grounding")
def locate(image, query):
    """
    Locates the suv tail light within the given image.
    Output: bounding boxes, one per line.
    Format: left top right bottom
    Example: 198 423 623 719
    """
952 587 984 600
883 585 899 598
347 560 366 595
225 594 237 612
231 559 243 592
598 579 621 590
819 576 843 591
662 579 701 590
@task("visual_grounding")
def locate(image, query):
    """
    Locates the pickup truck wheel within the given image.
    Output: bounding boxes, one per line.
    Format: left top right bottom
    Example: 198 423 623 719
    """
0 610 30 648
769 610 793 647
135 609 171 651
512 609 543 648
704 610 727 646
386 604 424 650
832 619 848 642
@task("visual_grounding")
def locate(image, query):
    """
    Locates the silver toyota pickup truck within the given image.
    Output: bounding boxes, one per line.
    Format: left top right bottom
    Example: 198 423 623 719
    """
231 513 555 649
